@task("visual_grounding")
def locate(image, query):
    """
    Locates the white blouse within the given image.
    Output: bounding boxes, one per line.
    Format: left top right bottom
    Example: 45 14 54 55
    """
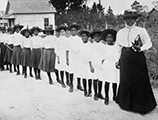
115 25 152 59
5 34 14 45
91 42 105 64
31 35 43 48
13 32 23 46
56 36 69 52
42 35 56 49
78 41 92 63
22 37 32 48
0 33 8 43
115 25 152 51
68 35 83 53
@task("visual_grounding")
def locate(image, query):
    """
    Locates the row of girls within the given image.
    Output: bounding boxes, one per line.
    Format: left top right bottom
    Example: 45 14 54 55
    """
0 23 118 105
0 9 157 115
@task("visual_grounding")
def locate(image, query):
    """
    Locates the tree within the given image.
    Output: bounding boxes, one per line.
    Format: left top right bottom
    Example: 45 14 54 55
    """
130 1 148 27
131 1 143 12
106 6 117 26
50 0 88 13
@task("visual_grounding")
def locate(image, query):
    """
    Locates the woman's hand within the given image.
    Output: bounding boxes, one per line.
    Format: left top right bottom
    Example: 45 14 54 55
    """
90 66 94 73
132 42 141 52
66 59 69 66
115 61 120 69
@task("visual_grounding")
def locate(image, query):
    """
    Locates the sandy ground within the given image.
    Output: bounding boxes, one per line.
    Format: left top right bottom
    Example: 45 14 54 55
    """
0 69 158 120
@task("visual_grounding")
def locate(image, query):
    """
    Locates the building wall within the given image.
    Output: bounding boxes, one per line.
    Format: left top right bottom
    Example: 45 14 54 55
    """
0 19 8 27
13 13 55 29
148 10 158 26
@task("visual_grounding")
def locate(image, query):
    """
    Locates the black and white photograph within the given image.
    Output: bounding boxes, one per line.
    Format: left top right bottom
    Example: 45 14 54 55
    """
0 0 158 120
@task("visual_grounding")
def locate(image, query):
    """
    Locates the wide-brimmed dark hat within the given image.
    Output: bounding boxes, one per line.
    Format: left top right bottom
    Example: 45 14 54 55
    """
78 29 90 37
122 9 141 19
43 26 54 35
20 28 31 36
30 26 43 33
101 29 117 42
13 24 24 31
56 25 67 32
68 23 81 30
90 29 102 38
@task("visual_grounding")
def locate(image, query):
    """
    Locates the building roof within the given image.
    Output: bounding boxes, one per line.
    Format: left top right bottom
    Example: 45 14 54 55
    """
5 0 56 14
0 11 5 18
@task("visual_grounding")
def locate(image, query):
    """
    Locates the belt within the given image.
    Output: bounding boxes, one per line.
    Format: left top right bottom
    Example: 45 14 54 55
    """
122 47 132 50
45 48 54 50
14 45 21 47
24 47 30 50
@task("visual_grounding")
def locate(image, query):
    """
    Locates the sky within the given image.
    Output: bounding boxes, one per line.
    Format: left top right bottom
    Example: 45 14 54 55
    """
0 0 154 14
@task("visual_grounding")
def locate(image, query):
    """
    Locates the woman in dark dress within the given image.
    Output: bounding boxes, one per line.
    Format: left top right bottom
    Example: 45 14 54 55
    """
115 9 157 115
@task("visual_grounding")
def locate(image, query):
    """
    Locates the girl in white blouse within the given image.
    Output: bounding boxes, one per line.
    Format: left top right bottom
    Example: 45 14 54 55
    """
4 27 14 73
77 30 93 97
55 25 70 88
30 26 43 80
38 27 56 85
90 29 105 101
11 24 24 75
20 28 33 78
100 29 118 105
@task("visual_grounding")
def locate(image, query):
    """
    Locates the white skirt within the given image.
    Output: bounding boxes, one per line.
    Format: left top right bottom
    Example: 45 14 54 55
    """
100 60 118 83
56 50 68 71
92 62 102 80
68 51 79 73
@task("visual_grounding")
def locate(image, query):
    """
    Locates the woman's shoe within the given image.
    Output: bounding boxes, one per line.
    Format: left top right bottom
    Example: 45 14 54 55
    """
113 96 117 101
69 85 73 93
84 91 88 97
61 82 66 88
98 94 104 99
87 91 92 97
104 98 109 105
94 94 99 101
49 79 53 85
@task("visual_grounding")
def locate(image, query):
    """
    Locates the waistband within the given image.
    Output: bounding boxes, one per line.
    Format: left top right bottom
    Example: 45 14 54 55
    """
14 45 21 47
44 48 55 50
122 47 132 50
23 47 31 50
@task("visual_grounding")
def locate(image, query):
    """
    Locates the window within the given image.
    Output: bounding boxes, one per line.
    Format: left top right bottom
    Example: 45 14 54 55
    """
153 16 157 22
44 18 49 29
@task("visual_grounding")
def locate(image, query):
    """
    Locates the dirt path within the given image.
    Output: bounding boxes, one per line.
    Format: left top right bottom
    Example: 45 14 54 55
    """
0 70 158 120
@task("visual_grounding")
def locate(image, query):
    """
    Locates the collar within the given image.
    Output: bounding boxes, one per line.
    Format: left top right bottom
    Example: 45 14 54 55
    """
125 23 136 29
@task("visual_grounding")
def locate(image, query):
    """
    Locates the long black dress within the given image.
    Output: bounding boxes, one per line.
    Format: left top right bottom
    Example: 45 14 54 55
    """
116 47 157 113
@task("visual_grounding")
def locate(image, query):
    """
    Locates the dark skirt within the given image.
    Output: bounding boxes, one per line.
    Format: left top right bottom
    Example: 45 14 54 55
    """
4 44 13 63
116 47 157 113
30 48 42 68
0 43 7 66
11 45 22 65
39 48 56 72
20 48 31 67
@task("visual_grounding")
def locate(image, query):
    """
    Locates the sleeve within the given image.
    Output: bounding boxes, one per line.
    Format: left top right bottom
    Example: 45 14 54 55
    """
140 28 152 51
87 44 92 62
21 37 24 48
114 31 122 61
4 35 8 44
20 35 23 47
41 37 44 48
